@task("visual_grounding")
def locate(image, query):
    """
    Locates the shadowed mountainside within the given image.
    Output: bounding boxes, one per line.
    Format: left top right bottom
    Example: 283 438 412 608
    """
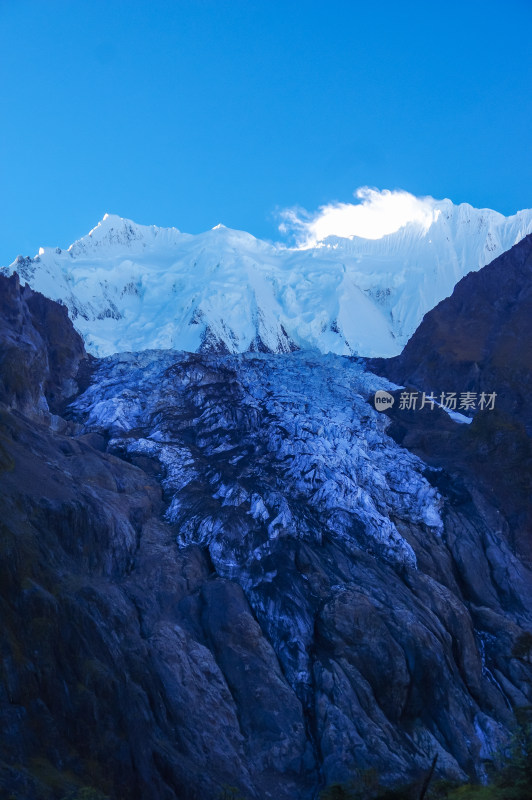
369 233 532 559
1 270 531 799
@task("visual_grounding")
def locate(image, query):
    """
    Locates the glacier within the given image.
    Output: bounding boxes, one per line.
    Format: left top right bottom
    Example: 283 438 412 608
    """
3 192 532 358
71 350 443 576
69 349 445 705
64 344 532 788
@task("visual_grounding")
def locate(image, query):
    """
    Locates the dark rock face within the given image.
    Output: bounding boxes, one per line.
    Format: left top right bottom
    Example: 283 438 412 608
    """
0 272 89 419
1 272 532 799
368 233 532 558
370 232 532 427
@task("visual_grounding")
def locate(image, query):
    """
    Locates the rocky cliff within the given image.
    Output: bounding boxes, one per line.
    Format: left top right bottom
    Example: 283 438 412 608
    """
369 232 532 560
1 270 531 799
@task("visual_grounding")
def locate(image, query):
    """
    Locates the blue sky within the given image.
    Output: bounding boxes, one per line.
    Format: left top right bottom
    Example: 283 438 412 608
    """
1 0 531 265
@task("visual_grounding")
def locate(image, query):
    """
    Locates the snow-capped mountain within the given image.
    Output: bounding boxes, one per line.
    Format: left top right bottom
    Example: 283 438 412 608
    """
4 195 532 358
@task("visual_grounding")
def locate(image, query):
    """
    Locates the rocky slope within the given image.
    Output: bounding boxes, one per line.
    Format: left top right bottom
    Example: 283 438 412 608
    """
1 271 531 799
0 271 87 421
369 233 532 560
370 234 532 428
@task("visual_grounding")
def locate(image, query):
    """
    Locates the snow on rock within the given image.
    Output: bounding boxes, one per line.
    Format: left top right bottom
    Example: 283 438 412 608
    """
69 348 449 700
71 350 444 575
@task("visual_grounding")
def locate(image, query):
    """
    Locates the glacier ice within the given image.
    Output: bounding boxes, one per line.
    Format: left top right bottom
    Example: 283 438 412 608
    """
71 350 445 574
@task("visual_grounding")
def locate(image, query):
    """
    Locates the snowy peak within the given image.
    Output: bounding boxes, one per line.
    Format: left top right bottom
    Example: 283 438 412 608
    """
4 192 532 358
72 214 146 252
66 214 186 257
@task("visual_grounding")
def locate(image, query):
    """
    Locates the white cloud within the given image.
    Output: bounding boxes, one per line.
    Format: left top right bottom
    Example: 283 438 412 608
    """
279 187 441 248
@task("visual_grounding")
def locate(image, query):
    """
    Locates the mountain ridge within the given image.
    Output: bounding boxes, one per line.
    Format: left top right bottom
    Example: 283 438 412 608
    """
4 194 532 359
